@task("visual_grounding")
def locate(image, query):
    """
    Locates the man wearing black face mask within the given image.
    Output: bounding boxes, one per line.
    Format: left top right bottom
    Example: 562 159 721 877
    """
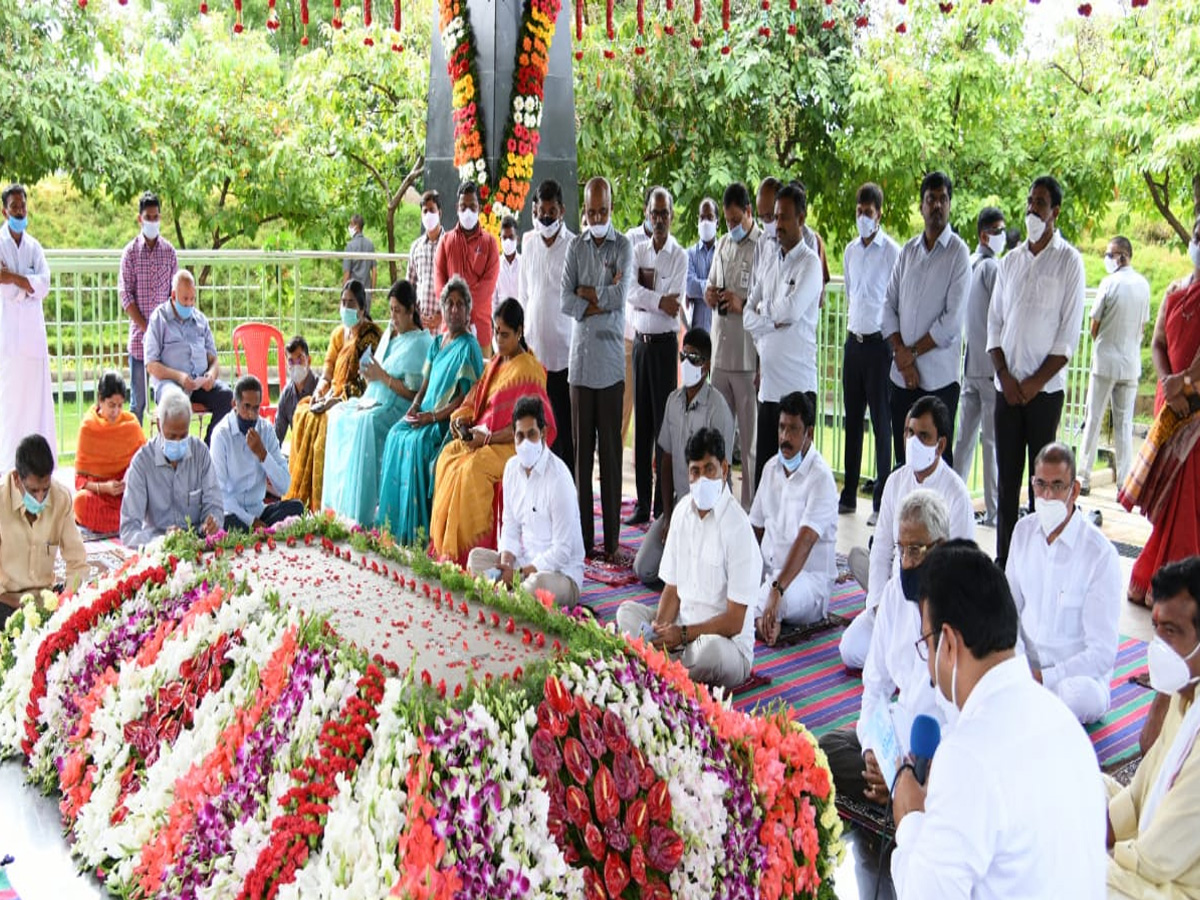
210 375 304 532
819 489 951 810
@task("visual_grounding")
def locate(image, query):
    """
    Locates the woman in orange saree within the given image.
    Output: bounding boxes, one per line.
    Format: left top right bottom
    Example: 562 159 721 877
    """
285 280 382 510
429 298 557 566
73 372 147 534
1119 219 1200 606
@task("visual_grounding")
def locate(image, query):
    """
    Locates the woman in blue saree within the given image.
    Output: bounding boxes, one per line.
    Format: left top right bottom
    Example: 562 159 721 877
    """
321 280 432 526
376 276 484 543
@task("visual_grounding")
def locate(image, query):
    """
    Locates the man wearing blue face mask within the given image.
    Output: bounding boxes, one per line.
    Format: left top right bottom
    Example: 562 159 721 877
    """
749 392 838 645
210 375 304 533
0 184 55 474
616 426 761 691
1005 442 1121 724
0 435 87 619
144 269 233 445
120 390 223 548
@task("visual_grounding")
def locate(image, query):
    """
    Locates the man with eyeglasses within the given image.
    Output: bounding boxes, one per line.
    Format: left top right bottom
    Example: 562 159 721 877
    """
633 329 734 588
840 395 976 669
1005 442 1121 723
819 489 951 810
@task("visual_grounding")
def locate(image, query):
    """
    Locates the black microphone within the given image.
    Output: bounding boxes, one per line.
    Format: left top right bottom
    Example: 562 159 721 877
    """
909 714 941 786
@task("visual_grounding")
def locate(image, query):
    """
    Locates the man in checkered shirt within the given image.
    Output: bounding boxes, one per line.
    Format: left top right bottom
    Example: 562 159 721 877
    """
407 189 445 333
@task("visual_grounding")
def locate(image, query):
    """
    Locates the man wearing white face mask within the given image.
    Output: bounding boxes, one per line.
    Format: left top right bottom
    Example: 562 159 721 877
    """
467 396 584 606
407 190 444 333
686 197 719 333
1079 235 1150 496
616 426 761 691
1005 442 1121 723
1105 556 1200 899
434 181 500 352
891 540 1106 899
988 175 1086 566
632 329 734 587
494 215 521 314
275 335 318 446
839 395 975 669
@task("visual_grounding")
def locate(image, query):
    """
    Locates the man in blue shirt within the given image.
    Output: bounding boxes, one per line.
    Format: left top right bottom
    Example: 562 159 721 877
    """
210 375 304 532
686 198 718 334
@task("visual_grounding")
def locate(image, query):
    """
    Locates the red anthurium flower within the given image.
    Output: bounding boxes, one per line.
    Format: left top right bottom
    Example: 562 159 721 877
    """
563 737 593 785
584 821 606 860
646 824 685 873
564 784 591 828
630 843 648 885
647 778 672 823
625 796 650 842
604 850 631 896
592 764 620 822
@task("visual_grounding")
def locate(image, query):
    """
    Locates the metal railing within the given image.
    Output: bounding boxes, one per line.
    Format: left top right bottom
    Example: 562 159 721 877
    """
42 249 1098 498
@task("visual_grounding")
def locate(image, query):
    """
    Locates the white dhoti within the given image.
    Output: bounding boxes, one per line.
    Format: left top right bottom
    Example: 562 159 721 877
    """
0 353 56 471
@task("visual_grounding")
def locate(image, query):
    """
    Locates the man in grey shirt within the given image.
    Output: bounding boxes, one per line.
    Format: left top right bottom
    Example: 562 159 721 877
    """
120 390 223 547
882 171 971 467
343 213 377 314
1079 235 1151 493
633 328 734 587
560 176 633 561
953 207 1006 526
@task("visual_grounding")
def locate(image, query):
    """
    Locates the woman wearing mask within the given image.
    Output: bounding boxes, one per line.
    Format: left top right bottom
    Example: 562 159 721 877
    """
285 280 381 510
72 371 146 534
428 297 555 565
1120 217 1200 607
321 280 431 527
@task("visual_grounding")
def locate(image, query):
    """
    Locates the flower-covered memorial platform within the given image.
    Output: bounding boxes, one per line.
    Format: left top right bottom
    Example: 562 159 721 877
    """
0 514 842 900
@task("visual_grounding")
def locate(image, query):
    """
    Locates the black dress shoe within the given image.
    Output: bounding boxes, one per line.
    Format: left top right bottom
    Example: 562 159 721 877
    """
623 507 650 526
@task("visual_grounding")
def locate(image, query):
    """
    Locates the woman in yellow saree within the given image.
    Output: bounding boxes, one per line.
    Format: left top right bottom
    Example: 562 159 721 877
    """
285 280 382 510
429 297 557 565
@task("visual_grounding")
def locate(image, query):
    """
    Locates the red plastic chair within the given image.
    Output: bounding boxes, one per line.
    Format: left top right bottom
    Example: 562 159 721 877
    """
232 323 287 422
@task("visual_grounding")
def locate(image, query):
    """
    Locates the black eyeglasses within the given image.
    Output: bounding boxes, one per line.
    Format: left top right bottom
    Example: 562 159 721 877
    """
914 630 938 662
680 351 705 366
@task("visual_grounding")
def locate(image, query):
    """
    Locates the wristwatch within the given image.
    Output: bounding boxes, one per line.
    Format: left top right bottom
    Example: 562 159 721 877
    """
680 625 690 644
771 579 782 592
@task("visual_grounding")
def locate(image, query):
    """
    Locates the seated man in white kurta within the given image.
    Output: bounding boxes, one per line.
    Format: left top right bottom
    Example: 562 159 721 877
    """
1006 442 1121 724
750 391 838 645
616 426 761 691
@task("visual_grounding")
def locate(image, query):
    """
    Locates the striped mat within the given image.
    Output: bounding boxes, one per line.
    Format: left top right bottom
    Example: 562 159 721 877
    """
581 503 1153 767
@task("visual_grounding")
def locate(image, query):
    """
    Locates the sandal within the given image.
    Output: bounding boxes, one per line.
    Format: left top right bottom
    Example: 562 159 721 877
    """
1127 589 1152 609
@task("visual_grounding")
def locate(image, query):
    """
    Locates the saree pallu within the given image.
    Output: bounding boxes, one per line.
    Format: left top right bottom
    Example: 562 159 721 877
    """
376 332 484 543
1122 281 1200 594
428 349 557 565
72 407 146 533
286 321 382 510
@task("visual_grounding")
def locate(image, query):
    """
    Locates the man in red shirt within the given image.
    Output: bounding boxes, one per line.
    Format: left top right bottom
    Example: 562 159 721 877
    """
434 181 500 354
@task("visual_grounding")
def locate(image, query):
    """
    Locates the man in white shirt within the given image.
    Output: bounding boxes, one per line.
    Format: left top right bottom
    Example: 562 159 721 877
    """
210 375 304 532
1006 442 1121 723
750 392 838 645
494 215 521 314
883 171 972 468
841 182 901 521
988 175 1086 566
625 187 687 526
519 179 576 474
820 489 950 808
0 184 54 472
750 177 782 288
891 540 1106 900
730 183 823 490
633 329 734 587
1079 235 1151 495
953 207 1006 528
621 194 656 445
840 395 975 669
616 427 761 691
467 396 585 606
705 182 761 510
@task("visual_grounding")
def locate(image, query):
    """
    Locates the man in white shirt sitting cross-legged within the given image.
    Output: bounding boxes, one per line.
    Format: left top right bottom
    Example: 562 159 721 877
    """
1006 441 1121 724
467 396 585 607
616 426 762 691
750 391 838 646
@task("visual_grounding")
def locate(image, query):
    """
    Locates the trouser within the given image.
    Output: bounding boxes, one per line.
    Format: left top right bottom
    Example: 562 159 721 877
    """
756 392 817 491
465 547 581 607
223 499 306 533
841 334 892 511
572 381 625 556
621 338 635 444
755 572 828 625
615 601 751 691
711 368 757 509
1079 372 1137 489
953 374 999 523
994 389 1064 566
131 354 147 424
633 513 669 586
818 728 876 810
632 332 679 516
889 381 960 468
839 608 875 670
1051 674 1110 725
546 368 575 480
156 380 234 445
